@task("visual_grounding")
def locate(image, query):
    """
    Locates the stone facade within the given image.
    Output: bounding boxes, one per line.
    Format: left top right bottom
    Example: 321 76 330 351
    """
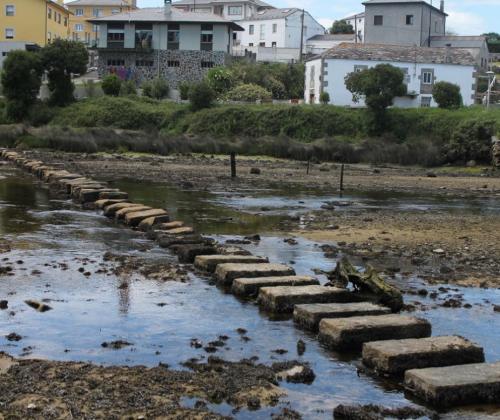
97 49 228 88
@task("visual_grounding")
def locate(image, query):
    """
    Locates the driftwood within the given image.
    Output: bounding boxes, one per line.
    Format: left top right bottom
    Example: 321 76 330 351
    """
329 258 403 312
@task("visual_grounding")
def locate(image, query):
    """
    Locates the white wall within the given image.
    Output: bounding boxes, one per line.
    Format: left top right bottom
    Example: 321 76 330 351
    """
305 58 475 107
306 38 355 55
285 12 324 49
304 57 323 103
345 16 364 42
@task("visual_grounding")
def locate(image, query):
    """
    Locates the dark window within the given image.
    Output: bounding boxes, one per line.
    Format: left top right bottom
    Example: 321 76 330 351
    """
167 60 180 67
136 60 154 67
48 8 52 19
272 41 277 47
107 59 125 66
406 15 414 25
168 23 180 50
374 15 383 25
201 61 215 68
135 22 153 48
259 42 265 47
201 24 213 51
249 25 254 35
107 23 125 47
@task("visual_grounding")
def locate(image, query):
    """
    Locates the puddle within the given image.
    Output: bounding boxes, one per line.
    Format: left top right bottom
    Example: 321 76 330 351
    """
0 167 499 418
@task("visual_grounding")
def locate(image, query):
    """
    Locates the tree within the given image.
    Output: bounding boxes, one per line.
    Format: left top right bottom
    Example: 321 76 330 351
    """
432 81 462 109
345 64 406 133
330 20 354 34
102 74 122 96
320 91 330 105
40 39 88 106
189 81 216 111
206 67 235 95
1 50 43 121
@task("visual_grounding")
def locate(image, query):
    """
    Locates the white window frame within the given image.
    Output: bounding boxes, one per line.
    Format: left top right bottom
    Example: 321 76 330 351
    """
75 24 84 32
5 5 15 16
249 25 254 35
93 8 102 17
111 8 120 14
228 6 242 15
422 71 433 84
5 28 14 39
259 24 265 40
420 96 432 107
75 8 84 16
272 23 277 33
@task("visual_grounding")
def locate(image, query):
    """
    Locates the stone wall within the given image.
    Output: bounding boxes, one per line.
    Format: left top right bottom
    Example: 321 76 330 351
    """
493 136 500 167
97 49 228 88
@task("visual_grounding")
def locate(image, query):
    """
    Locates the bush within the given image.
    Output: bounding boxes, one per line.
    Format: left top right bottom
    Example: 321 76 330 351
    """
120 80 137 96
26 101 58 127
265 77 286 100
142 77 169 100
83 79 100 98
320 91 330 105
225 84 272 102
178 82 191 100
189 81 216 111
446 118 496 163
206 67 235 95
102 74 122 96
432 81 462 109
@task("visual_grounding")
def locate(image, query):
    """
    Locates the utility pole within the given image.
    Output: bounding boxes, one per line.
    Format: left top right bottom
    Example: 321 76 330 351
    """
354 15 358 43
487 71 495 109
299 9 305 62
428 0 432 47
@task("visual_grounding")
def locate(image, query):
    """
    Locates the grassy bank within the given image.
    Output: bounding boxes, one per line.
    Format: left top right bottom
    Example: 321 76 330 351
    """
1 96 500 166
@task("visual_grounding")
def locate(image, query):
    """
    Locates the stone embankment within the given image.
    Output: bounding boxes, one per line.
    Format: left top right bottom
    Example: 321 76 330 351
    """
2 149 499 410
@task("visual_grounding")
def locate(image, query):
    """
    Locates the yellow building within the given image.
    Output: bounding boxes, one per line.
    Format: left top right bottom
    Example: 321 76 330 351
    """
66 0 136 46
0 0 71 46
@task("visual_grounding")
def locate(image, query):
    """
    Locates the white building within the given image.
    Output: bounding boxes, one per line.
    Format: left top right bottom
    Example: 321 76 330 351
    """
305 43 477 108
306 34 356 55
343 12 364 43
172 0 274 21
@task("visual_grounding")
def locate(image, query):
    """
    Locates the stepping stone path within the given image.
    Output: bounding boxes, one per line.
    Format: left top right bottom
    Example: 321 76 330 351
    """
2 148 499 410
318 314 432 351
362 336 485 375
294 302 391 332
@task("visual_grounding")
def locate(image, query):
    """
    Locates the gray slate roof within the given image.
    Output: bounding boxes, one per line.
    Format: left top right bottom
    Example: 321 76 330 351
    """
308 34 355 42
246 8 301 20
318 43 476 66
363 0 447 16
66 0 135 5
430 36 489 49
90 6 244 30
173 0 273 7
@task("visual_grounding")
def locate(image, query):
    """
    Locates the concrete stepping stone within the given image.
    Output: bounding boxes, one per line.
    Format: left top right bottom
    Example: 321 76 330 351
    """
124 209 168 226
103 202 144 217
155 221 184 230
404 362 500 407
194 255 269 273
95 199 129 209
157 234 209 248
115 206 151 220
215 245 252 257
232 276 319 298
80 188 121 203
215 263 295 287
258 285 354 313
319 314 432 351
362 335 485 376
172 244 218 263
99 191 129 200
138 215 172 231
294 302 391 331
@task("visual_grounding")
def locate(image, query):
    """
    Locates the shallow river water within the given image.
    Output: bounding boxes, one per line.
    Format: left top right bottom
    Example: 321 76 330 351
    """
0 165 499 419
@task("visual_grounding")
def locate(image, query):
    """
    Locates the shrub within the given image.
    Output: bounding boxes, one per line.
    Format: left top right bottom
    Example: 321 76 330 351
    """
189 81 216 111
178 82 191 100
26 101 58 127
320 91 330 105
1 50 43 121
206 67 235 95
83 79 100 98
142 77 169 100
432 81 462 109
225 84 272 102
120 80 137 96
102 74 122 96
265 77 286 100
446 118 496 163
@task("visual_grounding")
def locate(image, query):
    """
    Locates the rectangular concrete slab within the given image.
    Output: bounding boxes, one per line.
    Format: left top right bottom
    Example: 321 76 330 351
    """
115 206 152 220
363 336 485 375
95 199 129 209
138 215 171 231
232 276 319 298
172 244 217 263
215 263 295 287
258 285 354 313
294 302 391 331
124 209 168 226
156 234 210 248
194 255 269 273
319 314 432 351
98 191 128 200
103 202 144 217
404 362 500 408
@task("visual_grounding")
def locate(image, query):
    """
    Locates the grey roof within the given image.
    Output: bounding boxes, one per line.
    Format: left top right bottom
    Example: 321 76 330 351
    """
246 7 301 20
343 12 365 20
307 34 355 42
317 43 476 66
363 0 447 16
89 7 244 30
430 36 488 49
66 0 135 5
173 0 273 7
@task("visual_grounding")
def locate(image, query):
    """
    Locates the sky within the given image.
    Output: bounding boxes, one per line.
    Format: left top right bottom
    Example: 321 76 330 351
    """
132 0 500 35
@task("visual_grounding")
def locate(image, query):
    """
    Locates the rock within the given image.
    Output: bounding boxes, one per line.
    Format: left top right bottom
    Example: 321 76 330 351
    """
333 404 430 420
156 221 184 230
124 209 168 227
232 276 319 298
250 167 261 175
24 300 52 312
101 340 133 349
297 340 306 356
156 234 207 248
244 234 261 242
433 248 445 254
138 215 171 231
5 332 22 341
103 202 144 217
158 227 194 236
98 191 129 200
194 255 268 273
273 361 315 384
173 244 217 264
0 300 7 310
115 206 152 220
427 172 437 178
94 199 129 209
215 263 295 287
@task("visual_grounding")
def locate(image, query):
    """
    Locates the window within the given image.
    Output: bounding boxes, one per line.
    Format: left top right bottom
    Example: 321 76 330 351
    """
75 8 84 16
354 65 368 73
5 28 14 39
401 68 411 84
5 5 15 16
167 60 180 67
259 24 265 40
422 71 433 84
135 23 153 48
272 23 277 33
374 15 383 25
58 13 61 24
93 8 102 17
192 7 211 13
75 24 84 32
167 23 180 50
228 6 242 15
201 24 213 51
48 8 52 19
93 24 99 32
435 21 438 32
406 15 414 25
272 41 277 47
64 17 68 27
47 32 51 42
421 96 431 107
107 59 125 66
111 8 120 14
259 42 265 47
249 43 254 46
201 61 215 68
107 23 125 46
249 25 254 35
136 60 154 67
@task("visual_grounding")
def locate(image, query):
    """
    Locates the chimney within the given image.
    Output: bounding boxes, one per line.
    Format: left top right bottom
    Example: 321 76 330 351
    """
164 0 172 15
440 1 445 12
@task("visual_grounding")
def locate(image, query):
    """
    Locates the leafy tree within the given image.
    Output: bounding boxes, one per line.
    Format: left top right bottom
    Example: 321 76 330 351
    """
189 81 216 111
40 39 88 106
102 74 122 96
1 50 43 121
345 64 406 133
320 91 330 105
206 67 235 95
330 20 354 34
432 81 462 109
446 119 496 164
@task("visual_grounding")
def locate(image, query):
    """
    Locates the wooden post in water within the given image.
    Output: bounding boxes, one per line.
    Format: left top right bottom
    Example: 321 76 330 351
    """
339 163 345 191
306 159 310 175
230 152 236 178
